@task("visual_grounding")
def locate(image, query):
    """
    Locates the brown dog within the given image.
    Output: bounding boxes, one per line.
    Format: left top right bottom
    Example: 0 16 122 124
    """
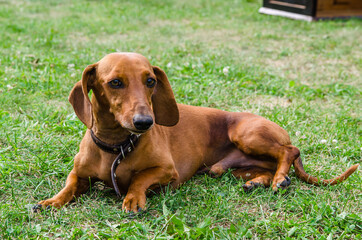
35 53 359 213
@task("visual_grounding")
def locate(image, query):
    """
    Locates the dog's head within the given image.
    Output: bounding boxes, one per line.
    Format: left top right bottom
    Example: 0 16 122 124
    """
69 52 179 134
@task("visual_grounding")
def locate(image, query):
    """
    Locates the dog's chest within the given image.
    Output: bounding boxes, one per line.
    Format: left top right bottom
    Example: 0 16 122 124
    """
96 155 137 193
114 162 135 193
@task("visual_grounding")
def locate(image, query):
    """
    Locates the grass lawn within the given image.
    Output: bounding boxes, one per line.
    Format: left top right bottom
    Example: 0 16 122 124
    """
0 0 361 239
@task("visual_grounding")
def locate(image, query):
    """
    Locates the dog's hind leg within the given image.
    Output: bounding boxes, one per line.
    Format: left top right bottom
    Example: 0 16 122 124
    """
206 149 278 191
231 167 276 191
270 145 299 191
206 149 248 177
230 142 297 192
228 117 300 192
206 149 275 177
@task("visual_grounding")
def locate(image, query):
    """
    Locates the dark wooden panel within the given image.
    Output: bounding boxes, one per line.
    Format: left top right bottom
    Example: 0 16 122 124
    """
263 0 316 15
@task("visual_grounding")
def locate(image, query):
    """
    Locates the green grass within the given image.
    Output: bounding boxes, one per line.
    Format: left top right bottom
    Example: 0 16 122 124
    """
0 0 361 239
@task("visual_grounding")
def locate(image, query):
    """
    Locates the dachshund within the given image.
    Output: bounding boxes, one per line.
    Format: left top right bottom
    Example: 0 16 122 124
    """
34 52 359 213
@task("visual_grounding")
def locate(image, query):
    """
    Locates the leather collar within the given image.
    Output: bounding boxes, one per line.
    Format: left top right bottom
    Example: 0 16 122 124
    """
90 129 140 154
90 129 141 197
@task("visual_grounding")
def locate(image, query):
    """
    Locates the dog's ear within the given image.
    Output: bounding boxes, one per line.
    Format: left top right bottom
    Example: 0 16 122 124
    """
68 63 97 129
152 66 179 126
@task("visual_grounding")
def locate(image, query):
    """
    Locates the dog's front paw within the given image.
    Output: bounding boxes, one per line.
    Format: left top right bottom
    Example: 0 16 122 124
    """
122 192 146 213
34 198 64 211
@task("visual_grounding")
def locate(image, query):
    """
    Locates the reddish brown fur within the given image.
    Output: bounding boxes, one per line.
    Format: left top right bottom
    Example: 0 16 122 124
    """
37 53 359 213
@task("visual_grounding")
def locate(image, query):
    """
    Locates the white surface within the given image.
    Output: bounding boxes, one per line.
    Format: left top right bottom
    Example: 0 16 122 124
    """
259 7 313 22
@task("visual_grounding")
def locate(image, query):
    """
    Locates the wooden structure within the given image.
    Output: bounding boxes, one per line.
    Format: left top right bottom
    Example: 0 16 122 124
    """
259 0 362 21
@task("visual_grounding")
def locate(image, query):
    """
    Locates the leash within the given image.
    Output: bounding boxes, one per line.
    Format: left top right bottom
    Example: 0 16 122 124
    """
90 129 140 198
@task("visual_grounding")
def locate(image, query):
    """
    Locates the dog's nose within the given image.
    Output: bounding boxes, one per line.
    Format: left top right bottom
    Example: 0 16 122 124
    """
133 114 154 131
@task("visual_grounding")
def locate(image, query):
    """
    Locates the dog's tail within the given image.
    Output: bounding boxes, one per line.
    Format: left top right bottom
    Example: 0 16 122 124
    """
293 157 359 186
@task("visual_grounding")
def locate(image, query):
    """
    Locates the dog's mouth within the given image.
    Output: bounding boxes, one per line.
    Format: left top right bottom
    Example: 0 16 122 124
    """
128 129 147 135
126 125 154 135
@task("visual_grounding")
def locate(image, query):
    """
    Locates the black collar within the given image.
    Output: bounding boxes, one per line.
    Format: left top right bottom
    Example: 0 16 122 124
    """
90 129 140 154
90 129 141 198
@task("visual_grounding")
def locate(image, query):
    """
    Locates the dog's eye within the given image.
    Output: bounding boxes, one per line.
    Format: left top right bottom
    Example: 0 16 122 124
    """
146 78 156 88
109 79 124 89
